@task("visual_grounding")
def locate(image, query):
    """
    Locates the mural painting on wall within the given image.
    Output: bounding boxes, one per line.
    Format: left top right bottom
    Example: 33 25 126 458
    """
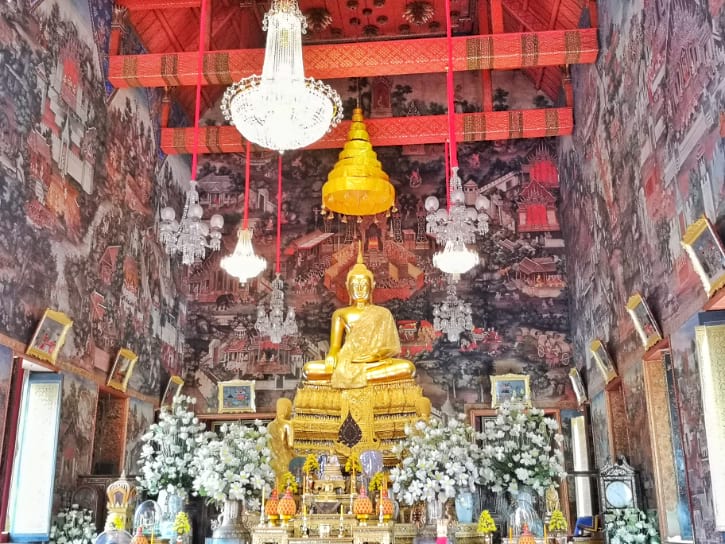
124 397 154 476
0 1 186 396
55 372 98 494
186 97 574 412
588 390 609 469
559 0 725 367
671 316 717 543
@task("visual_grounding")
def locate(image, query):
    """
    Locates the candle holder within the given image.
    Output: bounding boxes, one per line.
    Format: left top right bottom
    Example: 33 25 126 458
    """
338 513 345 537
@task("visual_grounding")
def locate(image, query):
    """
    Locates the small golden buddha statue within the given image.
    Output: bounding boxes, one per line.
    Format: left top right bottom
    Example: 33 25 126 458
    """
302 248 416 389
268 397 295 482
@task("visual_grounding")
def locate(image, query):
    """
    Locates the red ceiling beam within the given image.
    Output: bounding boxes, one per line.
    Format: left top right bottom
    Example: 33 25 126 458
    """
109 28 598 88
160 108 573 154
119 0 201 9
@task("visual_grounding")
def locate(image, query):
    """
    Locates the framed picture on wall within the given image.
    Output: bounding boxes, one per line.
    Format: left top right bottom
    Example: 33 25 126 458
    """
490 373 531 408
590 339 617 384
26 309 73 365
625 293 663 350
161 375 184 407
681 215 725 296
569 368 588 406
107 348 138 393
218 380 256 413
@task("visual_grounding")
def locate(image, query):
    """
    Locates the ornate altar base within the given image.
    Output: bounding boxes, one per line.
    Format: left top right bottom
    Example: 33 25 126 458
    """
291 380 430 465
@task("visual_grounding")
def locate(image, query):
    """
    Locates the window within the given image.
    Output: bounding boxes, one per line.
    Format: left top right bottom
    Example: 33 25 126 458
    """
7 371 63 541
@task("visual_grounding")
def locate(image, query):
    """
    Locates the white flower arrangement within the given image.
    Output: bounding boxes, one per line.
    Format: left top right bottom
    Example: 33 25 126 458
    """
604 508 661 544
49 504 97 544
192 421 274 509
477 399 566 497
389 415 480 505
138 394 210 496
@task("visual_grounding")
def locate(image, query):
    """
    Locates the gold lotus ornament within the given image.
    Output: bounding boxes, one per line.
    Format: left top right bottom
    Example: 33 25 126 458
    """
321 108 395 217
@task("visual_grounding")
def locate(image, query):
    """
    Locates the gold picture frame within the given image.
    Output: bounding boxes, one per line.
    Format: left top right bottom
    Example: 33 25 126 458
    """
568 368 588 406
590 339 617 384
490 373 531 408
681 215 725 296
161 375 184 407
26 308 73 365
625 293 663 350
218 380 256 413
107 348 138 392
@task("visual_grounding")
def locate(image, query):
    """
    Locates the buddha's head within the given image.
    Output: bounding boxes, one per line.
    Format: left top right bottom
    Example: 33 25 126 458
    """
276 397 292 418
346 245 375 303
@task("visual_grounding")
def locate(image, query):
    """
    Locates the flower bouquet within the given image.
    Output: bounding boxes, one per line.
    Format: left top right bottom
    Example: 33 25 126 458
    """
138 395 209 497
604 508 660 544
478 399 566 497
192 421 273 510
477 510 496 544
49 504 97 544
390 416 480 507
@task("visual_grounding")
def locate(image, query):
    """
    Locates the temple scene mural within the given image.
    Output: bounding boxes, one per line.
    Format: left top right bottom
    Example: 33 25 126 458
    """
0 0 723 544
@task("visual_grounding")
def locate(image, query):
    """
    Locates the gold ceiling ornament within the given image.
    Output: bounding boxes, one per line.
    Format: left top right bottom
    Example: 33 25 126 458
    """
402 0 434 25
305 7 333 33
321 108 395 216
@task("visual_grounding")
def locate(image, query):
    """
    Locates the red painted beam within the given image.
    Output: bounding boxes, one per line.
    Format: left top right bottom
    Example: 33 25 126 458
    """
160 108 573 154
119 0 201 9
109 28 598 88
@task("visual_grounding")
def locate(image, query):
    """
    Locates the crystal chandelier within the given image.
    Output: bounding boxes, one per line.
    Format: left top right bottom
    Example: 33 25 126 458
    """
221 0 343 152
424 0 487 276
160 182 223 265
160 0 223 265
221 141 267 283
433 284 474 342
221 227 267 283
256 274 298 343
255 155 298 344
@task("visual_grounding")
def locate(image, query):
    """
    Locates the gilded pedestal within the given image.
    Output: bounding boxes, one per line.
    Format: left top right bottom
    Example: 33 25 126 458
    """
291 380 430 465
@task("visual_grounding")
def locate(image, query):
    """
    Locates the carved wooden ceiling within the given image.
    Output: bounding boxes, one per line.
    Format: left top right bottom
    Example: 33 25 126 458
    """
113 0 598 152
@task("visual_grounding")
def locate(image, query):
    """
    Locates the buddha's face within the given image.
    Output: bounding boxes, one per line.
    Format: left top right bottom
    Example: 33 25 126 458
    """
348 275 372 302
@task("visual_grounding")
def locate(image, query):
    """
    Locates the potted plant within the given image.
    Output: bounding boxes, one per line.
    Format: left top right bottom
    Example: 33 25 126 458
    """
477 509 496 544
548 509 568 543
49 505 97 544
604 507 661 544
192 421 274 539
389 415 480 522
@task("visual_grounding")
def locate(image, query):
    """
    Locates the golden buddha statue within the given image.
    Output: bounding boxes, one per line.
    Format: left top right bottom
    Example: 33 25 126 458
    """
302 248 416 389
268 397 295 482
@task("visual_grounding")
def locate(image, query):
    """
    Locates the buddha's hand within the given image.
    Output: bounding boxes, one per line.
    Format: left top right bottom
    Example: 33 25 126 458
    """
325 355 337 372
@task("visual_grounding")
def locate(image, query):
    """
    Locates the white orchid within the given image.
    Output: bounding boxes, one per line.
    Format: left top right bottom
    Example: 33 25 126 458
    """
477 399 565 497
191 421 274 508
138 395 211 497
390 415 480 505
49 504 96 544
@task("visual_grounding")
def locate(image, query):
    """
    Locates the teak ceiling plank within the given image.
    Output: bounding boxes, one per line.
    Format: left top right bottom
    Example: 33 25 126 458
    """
160 108 573 154
109 28 597 88
119 0 201 9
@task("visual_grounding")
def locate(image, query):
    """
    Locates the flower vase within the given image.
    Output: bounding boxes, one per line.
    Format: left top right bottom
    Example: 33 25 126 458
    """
158 489 186 540
509 488 543 537
454 491 474 523
212 499 250 542
426 495 446 524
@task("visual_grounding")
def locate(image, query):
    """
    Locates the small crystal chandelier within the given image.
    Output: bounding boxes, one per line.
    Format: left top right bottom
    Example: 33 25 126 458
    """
433 284 474 342
160 182 224 265
255 155 297 344
160 0 223 265
256 274 298 343
221 141 267 283
221 0 343 152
